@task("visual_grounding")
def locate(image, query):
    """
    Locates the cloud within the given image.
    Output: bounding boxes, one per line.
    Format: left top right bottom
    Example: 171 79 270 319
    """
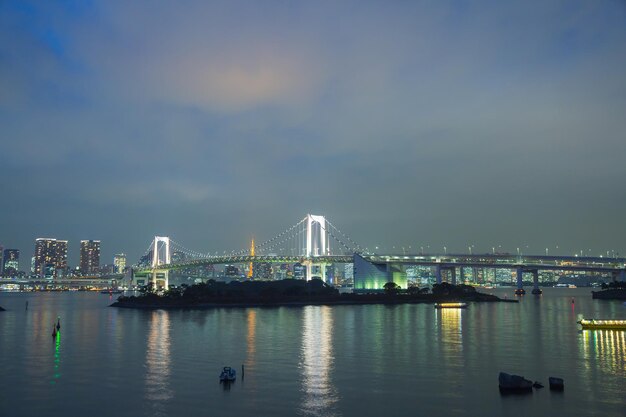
1 0 626 264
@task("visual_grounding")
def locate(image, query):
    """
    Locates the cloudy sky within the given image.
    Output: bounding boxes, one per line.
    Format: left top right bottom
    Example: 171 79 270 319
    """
1 0 625 265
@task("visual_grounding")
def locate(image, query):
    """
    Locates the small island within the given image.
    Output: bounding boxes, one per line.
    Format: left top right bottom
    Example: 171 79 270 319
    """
592 281 626 300
111 279 514 309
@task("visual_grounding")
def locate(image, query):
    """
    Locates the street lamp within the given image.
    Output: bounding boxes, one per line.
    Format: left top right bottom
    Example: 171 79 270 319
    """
444 246 447 255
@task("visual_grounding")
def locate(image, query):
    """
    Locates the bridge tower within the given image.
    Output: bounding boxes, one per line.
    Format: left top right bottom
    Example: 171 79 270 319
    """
304 214 330 281
151 236 171 290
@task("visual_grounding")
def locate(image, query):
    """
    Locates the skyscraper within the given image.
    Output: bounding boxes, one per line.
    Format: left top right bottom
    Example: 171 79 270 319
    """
2 249 19 276
113 253 126 274
34 238 68 278
80 240 101 275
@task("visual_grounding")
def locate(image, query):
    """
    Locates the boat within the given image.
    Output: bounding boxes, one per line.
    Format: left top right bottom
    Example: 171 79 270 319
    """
577 319 626 330
498 372 533 393
219 366 236 382
514 288 526 295
100 289 123 294
434 302 467 309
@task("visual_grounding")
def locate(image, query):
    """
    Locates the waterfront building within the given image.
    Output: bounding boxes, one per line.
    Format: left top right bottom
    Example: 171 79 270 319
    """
113 253 126 274
344 263 354 282
293 263 306 280
34 238 68 278
80 240 101 275
225 264 240 277
2 249 19 276
253 262 272 280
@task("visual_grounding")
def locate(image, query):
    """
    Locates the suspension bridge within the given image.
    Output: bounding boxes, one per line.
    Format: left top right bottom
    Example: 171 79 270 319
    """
133 213 626 292
135 214 358 288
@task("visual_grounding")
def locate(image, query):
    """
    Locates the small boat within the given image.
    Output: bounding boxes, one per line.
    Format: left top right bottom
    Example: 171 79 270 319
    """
577 319 626 330
219 366 236 382
100 289 123 294
434 302 467 309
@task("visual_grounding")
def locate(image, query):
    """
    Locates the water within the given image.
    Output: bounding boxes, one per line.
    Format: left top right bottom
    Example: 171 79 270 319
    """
1 288 624 417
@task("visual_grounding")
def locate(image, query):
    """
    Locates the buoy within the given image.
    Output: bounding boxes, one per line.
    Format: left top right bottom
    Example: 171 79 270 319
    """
56 317 61 331
571 298 575 304
242 364 245 378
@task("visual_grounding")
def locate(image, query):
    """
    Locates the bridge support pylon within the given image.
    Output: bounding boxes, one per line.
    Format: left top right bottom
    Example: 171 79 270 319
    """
304 214 330 281
514 266 526 295
151 269 169 291
531 269 542 295
435 265 442 284
150 236 171 291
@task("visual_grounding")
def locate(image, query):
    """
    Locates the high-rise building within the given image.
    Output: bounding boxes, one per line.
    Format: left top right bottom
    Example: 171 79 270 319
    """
80 240 101 275
113 253 126 274
2 249 19 276
34 238 68 278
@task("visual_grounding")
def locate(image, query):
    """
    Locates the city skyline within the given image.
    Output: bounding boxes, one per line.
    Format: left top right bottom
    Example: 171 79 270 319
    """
1 1 625 265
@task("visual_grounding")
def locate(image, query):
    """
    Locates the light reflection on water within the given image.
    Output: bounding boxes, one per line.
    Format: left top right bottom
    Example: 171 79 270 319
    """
51 331 61 384
145 310 172 416
581 329 626 374
246 309 256 366
300 306 338 416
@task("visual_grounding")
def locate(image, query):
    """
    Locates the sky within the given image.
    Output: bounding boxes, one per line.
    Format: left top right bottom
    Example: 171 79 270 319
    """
1 0 626 266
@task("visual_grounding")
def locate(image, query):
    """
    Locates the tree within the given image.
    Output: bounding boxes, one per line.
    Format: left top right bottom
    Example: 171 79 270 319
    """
383 281 400 295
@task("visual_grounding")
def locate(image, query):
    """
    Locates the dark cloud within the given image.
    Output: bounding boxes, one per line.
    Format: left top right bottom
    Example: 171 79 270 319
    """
1 0 625 265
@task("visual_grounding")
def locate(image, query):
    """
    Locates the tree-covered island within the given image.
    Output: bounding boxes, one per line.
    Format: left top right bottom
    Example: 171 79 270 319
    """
111 279 514 309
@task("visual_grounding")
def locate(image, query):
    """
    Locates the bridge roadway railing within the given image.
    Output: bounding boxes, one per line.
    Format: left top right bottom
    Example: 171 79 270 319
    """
133 253 625 274
365 254 625 273
134 255 355 273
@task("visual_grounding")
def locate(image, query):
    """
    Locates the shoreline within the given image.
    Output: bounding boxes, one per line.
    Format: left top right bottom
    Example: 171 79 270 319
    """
111 296 518 310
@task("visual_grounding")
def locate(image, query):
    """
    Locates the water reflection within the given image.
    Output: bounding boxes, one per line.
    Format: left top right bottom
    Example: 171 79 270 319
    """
580 330 626 374
51 331 61 384
300 306 338 416
145 310 172 416
246 309 257 367
437 308 463 350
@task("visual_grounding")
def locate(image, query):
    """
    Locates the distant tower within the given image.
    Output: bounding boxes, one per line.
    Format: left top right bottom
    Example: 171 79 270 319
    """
248 238 255 279
80 240 101 275
34 238 68 278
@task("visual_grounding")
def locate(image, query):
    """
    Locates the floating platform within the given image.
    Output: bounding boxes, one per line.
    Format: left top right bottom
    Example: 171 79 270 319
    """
435 302 468 309
577 319 626 330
